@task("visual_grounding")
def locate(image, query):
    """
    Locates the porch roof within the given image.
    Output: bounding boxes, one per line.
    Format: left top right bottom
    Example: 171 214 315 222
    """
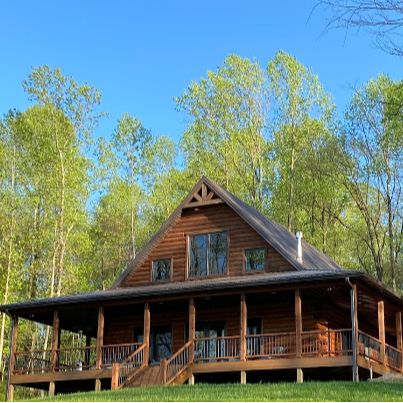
1 270 402 317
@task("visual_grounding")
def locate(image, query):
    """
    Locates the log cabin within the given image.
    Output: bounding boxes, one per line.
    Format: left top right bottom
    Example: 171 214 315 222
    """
1 176 403 400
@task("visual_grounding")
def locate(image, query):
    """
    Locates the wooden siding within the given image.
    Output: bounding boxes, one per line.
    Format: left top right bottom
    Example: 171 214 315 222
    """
103 292 350 348
121 204 293 287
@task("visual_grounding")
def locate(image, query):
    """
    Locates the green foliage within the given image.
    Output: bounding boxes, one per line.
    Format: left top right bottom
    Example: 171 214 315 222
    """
0 57 402 388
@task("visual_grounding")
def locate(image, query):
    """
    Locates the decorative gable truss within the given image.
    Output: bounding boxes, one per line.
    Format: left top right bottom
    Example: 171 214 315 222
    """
184 182 223 208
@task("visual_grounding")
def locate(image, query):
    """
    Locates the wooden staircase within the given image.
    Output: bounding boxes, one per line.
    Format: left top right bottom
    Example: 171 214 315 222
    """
112 340 195 389
125 365 164 387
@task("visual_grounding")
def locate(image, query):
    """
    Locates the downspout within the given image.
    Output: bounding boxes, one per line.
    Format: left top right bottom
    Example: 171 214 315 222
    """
346 277 359 382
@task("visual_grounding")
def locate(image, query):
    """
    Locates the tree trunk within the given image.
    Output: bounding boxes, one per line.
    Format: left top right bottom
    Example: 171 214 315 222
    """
0 145 16 381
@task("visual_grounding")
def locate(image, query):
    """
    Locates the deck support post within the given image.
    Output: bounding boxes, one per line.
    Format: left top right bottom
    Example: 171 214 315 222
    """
378 301 385 366
240 293 247 362
188 374 195 385
350 283 359 382
144 303 150 365
396 312 403 373
189 298 195 366
48 382 55 397
240 371 246 384
95 379 101 391
296 368 303 383
6 315 18 402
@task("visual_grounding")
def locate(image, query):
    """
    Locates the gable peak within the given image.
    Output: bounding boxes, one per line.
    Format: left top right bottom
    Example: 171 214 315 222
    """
184 179 223 209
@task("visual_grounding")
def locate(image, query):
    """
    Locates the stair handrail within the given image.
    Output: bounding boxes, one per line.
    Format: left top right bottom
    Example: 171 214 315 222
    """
111 343 147 389
163 339 194 385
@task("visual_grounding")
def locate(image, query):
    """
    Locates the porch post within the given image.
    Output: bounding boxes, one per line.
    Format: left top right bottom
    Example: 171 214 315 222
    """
351 283 359 382
49 310 60 397
188 298 195 385
295 289 303 383
240 293 247 385
378 301 385 365
5 315 18 402
95 305 104 391
143 303 150 365
396 312 403 373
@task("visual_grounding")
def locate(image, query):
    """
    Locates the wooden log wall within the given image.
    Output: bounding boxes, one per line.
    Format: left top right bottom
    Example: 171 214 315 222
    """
121 204 293 287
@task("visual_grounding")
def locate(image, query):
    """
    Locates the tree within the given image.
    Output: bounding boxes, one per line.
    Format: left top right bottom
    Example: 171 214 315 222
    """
177 54 271 211
22 66 102 297
112 113 152 259
268 50 336 233
316 0 403 56
337 76 403 288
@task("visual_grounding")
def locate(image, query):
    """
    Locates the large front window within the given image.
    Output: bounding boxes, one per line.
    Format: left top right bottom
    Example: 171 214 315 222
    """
188 232 227 277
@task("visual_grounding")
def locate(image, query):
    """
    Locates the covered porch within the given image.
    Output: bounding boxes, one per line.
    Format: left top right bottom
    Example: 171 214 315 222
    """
4 274 403 400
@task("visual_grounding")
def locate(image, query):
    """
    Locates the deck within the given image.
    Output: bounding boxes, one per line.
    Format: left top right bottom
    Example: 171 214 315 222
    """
10 328 402 388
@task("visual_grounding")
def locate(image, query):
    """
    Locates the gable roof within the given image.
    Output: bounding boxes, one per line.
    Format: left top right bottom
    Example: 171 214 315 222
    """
112 177 342 288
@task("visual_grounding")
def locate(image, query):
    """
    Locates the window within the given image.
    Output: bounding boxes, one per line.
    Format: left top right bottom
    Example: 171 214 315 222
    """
188 232 227 277
151 259 171 282
245 248 266 272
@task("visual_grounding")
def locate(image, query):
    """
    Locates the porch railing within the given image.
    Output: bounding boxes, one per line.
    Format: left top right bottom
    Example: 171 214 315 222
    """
358 330 402 372
112 343 146 389
195 336 240 362
301 329 352 356
246 332 296 358
58 346 97 371
358 330 382 363
163 339 194 384
14 349 53 374
13 342 140 374
102 343 142 367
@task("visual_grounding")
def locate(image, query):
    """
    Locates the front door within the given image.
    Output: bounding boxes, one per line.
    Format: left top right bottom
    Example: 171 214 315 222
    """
150 325 172 364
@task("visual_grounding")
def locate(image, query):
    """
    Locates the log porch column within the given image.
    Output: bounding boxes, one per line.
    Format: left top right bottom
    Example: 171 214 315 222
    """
143 303 150 365
295 289 303 383
95 305 104 391
240 293 247 385
396 312 403 373
350 283 359 382
49 310 60 397
188 298 195 385
5 316 18 402
378 301 386 365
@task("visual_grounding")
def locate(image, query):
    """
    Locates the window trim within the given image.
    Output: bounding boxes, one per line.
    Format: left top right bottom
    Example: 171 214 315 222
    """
243 247 267 274
150 258 173 283
186 230 229 279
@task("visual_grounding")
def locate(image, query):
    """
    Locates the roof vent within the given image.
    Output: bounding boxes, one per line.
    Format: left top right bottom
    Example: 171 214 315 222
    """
295 231 303 264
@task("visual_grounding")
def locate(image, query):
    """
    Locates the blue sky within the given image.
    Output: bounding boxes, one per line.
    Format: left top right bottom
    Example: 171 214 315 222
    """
1 0 401 143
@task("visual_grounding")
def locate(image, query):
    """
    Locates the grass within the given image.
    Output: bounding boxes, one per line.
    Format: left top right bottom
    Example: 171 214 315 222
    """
27 381 403 402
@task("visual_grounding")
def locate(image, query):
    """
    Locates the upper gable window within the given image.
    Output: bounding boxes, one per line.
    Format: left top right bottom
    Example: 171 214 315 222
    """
152 259 171 282
188 231 227 277
245 248 266 272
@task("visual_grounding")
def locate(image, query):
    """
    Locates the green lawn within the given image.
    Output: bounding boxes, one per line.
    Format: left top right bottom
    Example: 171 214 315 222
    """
27 382 403 402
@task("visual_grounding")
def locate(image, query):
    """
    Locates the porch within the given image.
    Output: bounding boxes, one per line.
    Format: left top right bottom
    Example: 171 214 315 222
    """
5 278 403 399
